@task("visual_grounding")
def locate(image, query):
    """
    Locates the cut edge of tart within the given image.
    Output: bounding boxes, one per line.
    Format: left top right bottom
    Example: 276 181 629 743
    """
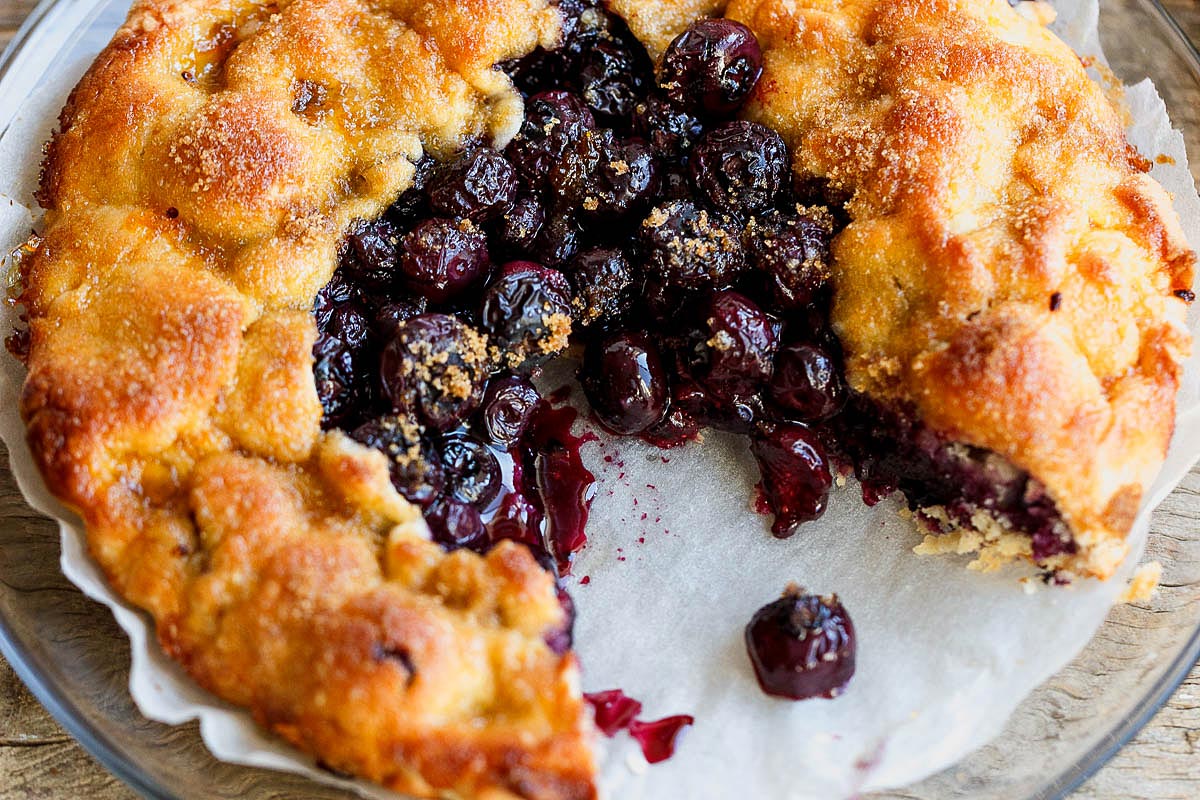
8 0 1196 798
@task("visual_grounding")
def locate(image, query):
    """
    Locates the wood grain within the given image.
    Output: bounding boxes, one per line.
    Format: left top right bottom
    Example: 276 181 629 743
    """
0 1 1198 799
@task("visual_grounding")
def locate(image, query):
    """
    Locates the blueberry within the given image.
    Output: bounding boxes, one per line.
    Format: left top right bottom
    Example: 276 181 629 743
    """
372 296 428 340
746 208 834 308
498 1 604 97
481 261 574 371
529 213 583 267
704 391 771 435
505 92 596 192
487 491 545 555
313 272 359 329
427 148 519 222
633 96 704 163
745 586 856 700
552 130 658 222
350 414 445 506
379 314 490 431
750 421 832 537
343 217 401 290
659 168 693 201
770 342 845 421
690 121 788 216
495 194 546 257
581 330 670 435
478 375 542 447
639 200 747 292
388 155 435 223
312 290 376 430
556 0 604 44
397 218 491 303
578 38 647 123
566 247 636 327
699 290 778 401
425 497 488 551
661 19 763 117
439 431 503 509
501 46 564 98
313 333 365 429
324 301 372 351
544 586 577 655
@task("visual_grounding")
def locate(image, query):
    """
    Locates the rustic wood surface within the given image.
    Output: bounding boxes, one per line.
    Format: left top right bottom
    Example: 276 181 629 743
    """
1 1 1199 798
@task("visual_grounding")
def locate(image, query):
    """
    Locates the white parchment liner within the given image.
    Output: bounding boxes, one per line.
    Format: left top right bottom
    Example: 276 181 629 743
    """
0 1 1198 798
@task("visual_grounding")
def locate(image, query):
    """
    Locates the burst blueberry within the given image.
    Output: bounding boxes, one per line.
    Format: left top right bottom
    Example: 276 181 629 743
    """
639 200 746 292
387 155 435 223
480 261 574 371
379 314 490 431
478 375 542 447
505 92 596 191
313 334 364 429
313 271 359 329
495 194 546 257
750 421 832 536
425 497 488 551
350 414 445 507
699 290 778 402
552 129 658 222
770 342 845 421
529 213 583 268
578 38 647 122
746 208 834 308
343 217 401 290
566 247 636 327
372 296 428 340
634 96 704 162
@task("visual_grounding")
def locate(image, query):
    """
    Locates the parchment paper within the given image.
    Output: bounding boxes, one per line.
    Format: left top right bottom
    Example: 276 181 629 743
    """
0 1 1197 798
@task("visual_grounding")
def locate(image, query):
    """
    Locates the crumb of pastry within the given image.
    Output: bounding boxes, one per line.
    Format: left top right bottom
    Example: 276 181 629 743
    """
912 504 1034 572
1119 561 1163 604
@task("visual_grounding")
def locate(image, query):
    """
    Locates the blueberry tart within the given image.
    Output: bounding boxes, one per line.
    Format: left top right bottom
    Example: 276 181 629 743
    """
10 0 1192 797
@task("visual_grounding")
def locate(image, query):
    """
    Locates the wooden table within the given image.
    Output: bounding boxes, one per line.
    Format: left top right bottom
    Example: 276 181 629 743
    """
1 1 1199 798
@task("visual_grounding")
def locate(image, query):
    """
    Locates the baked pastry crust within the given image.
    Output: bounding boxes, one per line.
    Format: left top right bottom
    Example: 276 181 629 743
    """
21 1 595 798
13 0 1194 796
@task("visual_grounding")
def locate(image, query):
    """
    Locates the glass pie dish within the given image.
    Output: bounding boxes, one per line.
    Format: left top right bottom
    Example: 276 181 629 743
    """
0 0 1198 798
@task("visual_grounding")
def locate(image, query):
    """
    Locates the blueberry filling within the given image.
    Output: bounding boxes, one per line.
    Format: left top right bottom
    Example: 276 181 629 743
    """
584 689 643 736
310 6 1074 679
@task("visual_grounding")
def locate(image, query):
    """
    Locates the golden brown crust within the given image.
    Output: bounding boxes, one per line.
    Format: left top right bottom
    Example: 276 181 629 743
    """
720 0 1193 577
608 0 726 58
21 1 595 798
